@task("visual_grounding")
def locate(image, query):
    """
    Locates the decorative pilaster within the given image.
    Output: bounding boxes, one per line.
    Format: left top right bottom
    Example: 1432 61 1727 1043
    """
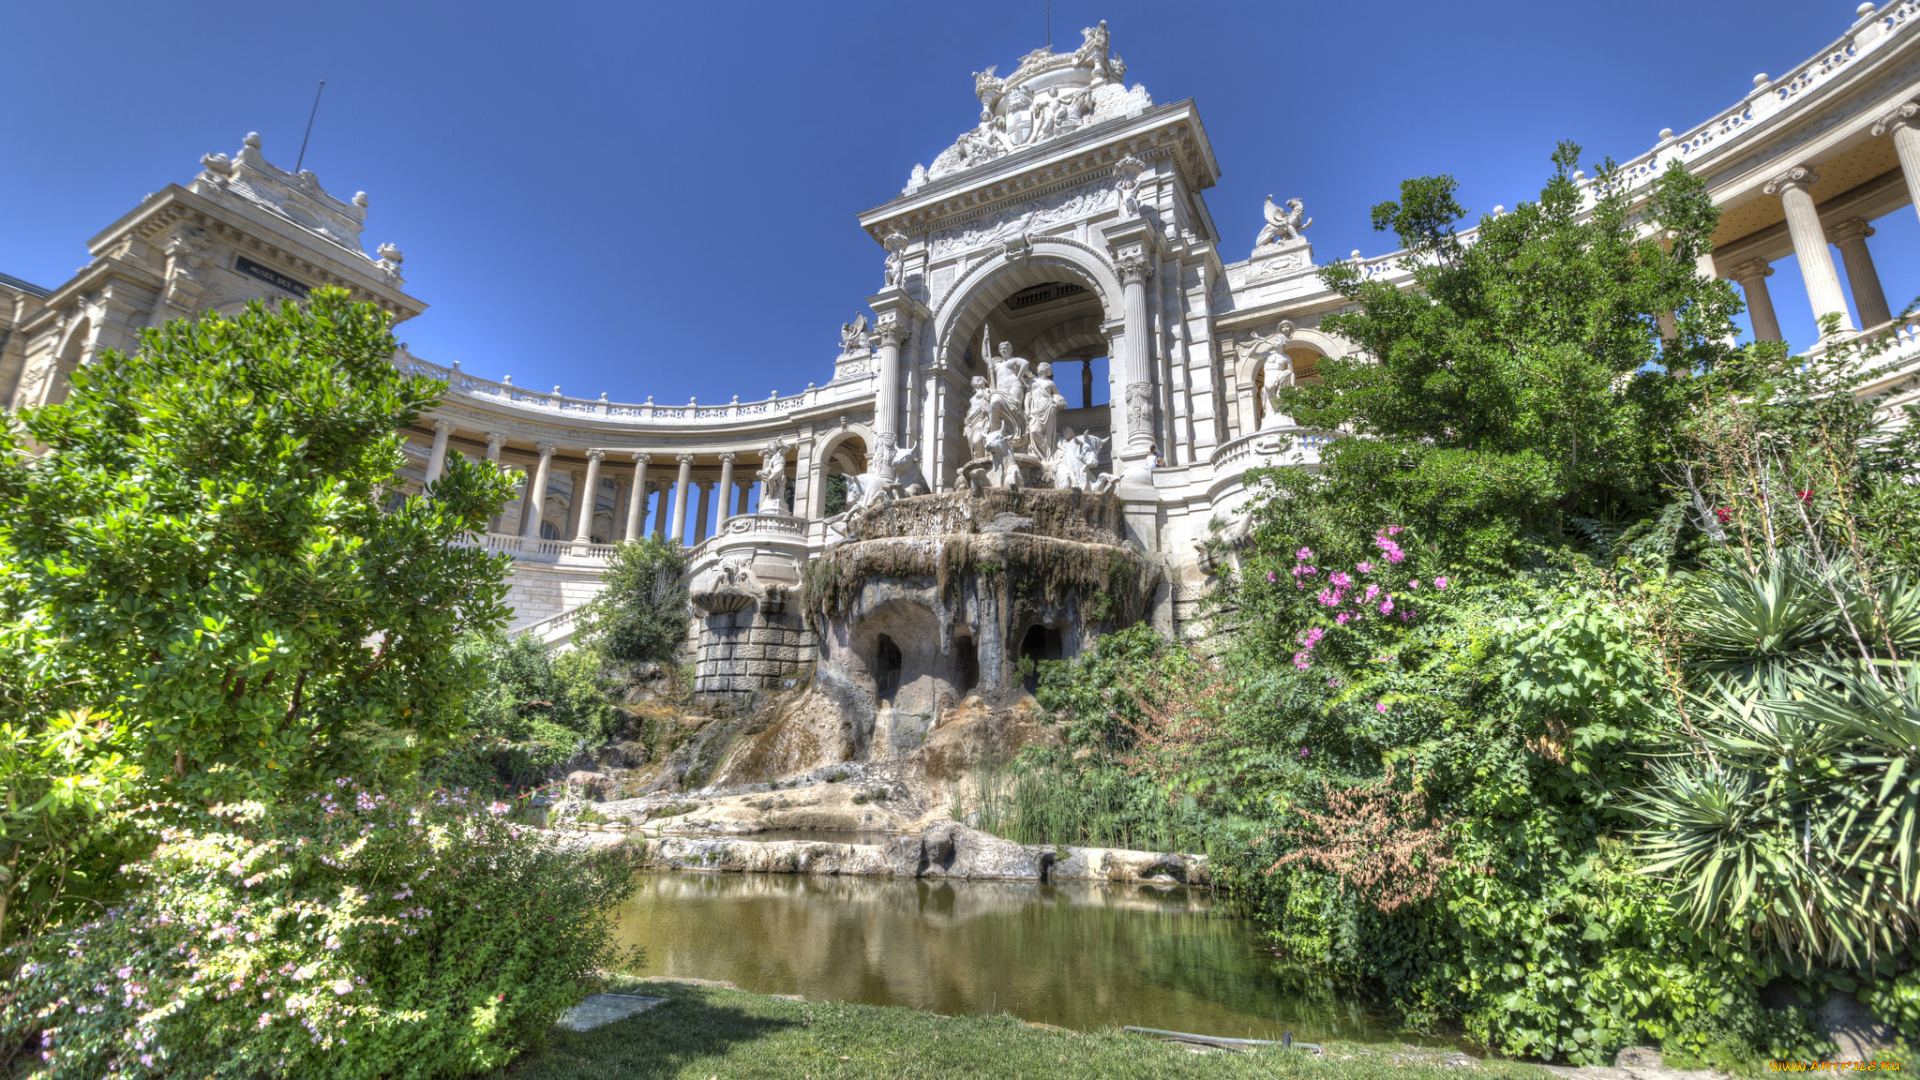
1828 218 1892 329
574 450 604 544
626 453 650 542
1727 258 1783 343
671 454 695 544
1115 251 1157 465
872 317 909 480
1872 102 1920 226
520 442 557 539
1763 167 1856 338
717 452 738 522
424 419 455 485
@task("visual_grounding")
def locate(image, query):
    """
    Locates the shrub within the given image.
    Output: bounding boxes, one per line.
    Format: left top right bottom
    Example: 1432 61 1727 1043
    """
575 537 689 668
427 634 625 794
4 779 642 1079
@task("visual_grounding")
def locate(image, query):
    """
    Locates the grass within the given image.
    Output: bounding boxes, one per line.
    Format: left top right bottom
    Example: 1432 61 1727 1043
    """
496 979 1560 1080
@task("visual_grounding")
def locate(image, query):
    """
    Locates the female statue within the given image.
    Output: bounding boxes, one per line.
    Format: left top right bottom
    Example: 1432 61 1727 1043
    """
1024 361 1067 460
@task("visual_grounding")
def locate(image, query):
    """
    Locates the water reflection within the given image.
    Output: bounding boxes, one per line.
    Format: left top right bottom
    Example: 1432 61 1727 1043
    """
614 871 1428 1044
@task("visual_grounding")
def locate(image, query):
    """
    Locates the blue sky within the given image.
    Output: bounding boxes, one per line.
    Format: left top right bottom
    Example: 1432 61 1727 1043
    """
2 1 1907 403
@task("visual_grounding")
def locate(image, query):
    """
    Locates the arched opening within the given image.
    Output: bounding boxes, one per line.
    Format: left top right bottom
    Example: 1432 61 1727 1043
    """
43 318 89 406
539 519 561 541
810 428 872 519
954 632 981 697
874 634 904 704
1018 624 1063 692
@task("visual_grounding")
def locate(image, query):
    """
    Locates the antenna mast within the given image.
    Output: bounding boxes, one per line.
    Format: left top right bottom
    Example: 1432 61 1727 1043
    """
295 80 326 173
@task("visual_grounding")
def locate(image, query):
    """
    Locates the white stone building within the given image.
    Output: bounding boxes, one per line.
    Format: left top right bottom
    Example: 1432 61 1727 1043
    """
8 8 1920 695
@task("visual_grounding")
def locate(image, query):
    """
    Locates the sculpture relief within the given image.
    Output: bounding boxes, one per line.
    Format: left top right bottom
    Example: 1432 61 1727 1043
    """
838 313 869 354
1254 196 1312 250
1244 321 1295 429
1024 361 1067 460
964 376 995 459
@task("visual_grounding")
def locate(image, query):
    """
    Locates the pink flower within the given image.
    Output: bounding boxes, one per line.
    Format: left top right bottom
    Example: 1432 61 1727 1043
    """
1364 584 1381 602
1301 627 1326 647
1335 612 1352 625
331 979 353 996
1293 652 1311 671
1356 561 1374 574
1386 525 1403 535
1329 572 1352 588
488 801 510 816
1408 579 1420 589
1266 571 1276 584
1434 576 1449 590
1376 702 1390 714
1296 547 1314 561
1317 589 1343 607
1326 678 1342 689
1379 598 1394 615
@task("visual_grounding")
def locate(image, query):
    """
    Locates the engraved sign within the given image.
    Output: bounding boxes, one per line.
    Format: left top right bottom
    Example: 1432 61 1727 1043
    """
234 256 312 295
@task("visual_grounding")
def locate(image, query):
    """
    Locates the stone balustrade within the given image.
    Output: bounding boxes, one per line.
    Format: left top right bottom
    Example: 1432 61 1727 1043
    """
394 350 872 427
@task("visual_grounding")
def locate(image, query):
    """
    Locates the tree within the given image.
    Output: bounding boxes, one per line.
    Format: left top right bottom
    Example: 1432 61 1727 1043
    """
1283 145 1744 563
575 536 689 668
0 289 518 941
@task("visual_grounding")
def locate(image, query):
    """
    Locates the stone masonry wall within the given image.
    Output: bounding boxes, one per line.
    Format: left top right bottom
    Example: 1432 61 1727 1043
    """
694 606 816 700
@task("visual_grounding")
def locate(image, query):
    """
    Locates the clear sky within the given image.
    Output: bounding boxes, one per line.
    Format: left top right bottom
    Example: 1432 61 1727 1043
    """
3 1 1908 402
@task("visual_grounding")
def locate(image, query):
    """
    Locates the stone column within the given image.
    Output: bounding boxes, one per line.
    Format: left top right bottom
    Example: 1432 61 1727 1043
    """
670 453 694 545
1728 259 1783 342
717 452 737 523
694 481 713 543
652 484 668 540
484 432 505 463
1115 252 1157 463
625 453 650 542
1829 218 1892 329
873 318 909 479
1764 166 1856 338
424 419 455 486
520 442 557 538
563 467 587 540
1872 102 1920 225
573 450 604 544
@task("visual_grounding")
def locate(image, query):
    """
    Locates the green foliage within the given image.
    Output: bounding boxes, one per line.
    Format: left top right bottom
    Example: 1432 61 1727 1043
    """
0 288 516 950
427 633 625 793
4 779 642 1079
1291 149 1740 562
576 536 690 668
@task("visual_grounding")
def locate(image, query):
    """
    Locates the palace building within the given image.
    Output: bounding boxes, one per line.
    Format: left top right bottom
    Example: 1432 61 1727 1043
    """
7 7 1920 698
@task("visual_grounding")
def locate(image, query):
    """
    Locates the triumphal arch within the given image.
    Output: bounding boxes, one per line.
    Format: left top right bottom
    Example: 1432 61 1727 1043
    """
9 7 1920 700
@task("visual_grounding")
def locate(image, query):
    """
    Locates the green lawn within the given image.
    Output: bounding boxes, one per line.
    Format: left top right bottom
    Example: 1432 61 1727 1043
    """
496 979 1561 1080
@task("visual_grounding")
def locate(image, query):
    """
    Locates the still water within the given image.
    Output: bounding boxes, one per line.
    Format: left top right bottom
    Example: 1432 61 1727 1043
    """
614 870 1425 1044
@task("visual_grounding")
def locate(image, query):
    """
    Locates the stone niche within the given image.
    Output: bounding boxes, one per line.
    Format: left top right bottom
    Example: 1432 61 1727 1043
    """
801 488 1156 728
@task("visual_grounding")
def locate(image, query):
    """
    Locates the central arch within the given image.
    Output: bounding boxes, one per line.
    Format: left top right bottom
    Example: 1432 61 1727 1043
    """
924 239 1127 489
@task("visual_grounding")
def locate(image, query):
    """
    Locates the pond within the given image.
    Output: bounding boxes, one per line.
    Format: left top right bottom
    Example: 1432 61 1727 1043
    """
613 870 1438 1045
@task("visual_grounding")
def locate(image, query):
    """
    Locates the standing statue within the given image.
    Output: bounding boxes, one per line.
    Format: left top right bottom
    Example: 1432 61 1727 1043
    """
963 375 994 459
1254 196 1312 250
1056 431 1115 493
756 438 791 514
1245 321 1295 429
838 313 869 354
982 328 1031 443
1024 361 1067 460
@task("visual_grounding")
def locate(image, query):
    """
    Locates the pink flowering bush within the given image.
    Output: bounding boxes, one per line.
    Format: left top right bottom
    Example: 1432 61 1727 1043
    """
4 780 643 1079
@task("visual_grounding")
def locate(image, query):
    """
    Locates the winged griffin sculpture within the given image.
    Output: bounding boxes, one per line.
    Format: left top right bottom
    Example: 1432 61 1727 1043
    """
1255 196 1312 250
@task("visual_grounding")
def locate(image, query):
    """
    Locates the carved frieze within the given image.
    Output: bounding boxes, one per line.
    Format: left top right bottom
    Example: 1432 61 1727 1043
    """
929 182 1116 259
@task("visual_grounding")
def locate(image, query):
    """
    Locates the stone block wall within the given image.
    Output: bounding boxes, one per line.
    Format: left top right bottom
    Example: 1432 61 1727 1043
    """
503 561 614 632
694 606 816 700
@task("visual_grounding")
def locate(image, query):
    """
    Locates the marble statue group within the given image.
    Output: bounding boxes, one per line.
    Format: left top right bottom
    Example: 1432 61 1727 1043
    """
959 328 1113 495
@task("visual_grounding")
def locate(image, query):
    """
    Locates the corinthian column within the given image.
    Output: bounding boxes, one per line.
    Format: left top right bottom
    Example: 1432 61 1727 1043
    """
1764 166 1855 338
1727 259 1783 342
626 453 650 542
717 452 737 523
873 317 909 479
424 419 455 485
1115 251 1157 463
574 450 604 543
1872 102 1920 225
670 453 694 545
1829 218 1892 329
520 442 557 538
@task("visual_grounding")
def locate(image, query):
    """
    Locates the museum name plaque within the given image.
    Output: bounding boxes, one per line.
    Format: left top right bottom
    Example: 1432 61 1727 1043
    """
234 256 312 296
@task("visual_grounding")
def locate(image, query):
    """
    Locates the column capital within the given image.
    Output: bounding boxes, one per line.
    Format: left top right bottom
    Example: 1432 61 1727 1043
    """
535 441 559 458
631 451 651 465
1828 217 1876 243
484 431 507 449
874 316 911 347
431 418 457 434
1763 166 1819 195
584 448 606 462
676 452 697 465
1872 101 1920 137
1725 258 1775 282
718 450 738 464
1114 252 1155 284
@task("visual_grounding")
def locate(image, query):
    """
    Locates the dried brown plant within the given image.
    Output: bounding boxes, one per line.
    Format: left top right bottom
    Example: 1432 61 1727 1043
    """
1113 653 1241 806
1267 764 1456 913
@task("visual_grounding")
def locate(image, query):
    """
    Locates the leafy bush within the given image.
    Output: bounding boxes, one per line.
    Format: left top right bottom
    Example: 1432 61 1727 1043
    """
575 537 689 668
427 634 625 793
4 779 642 1079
